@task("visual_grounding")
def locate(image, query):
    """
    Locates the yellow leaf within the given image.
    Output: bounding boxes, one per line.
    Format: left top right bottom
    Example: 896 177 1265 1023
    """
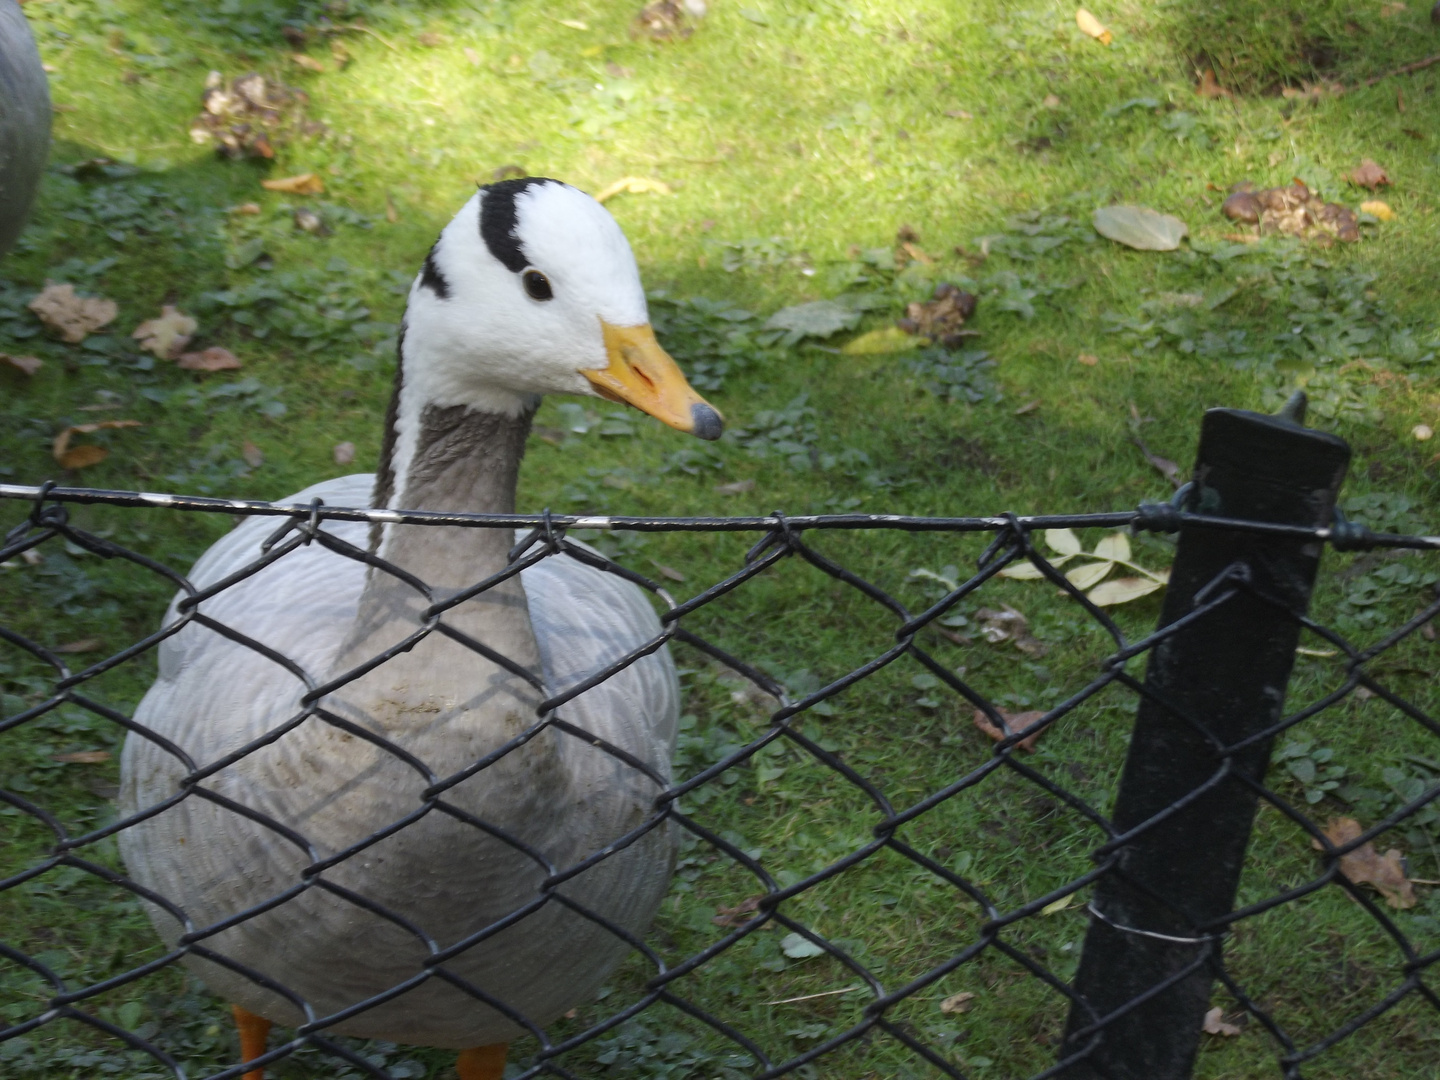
1360 200 1395 221
1044 528 1082 556
998 560 1049 580
52 419 142 470
1075 7 1113 44
1093 532 1131 562
1041 894 1074 916
1065 560 1114 590
261 172 324 195
939 991 976 1014
594 176 672 203
1088 576 1164 606
132 305 198 360
842 326 919 354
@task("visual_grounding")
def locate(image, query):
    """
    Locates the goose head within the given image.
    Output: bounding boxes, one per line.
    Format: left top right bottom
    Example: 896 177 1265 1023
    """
397 177 723 441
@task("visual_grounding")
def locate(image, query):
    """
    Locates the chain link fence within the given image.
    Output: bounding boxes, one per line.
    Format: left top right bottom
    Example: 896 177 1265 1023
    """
1 405 1438 1080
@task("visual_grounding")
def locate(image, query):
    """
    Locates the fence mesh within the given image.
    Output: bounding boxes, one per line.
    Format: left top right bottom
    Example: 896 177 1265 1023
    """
0 482 1437 1080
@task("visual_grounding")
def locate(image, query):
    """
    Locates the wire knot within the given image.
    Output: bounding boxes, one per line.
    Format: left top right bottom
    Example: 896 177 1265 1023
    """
1133 482 1194 535
1328 507 1377 552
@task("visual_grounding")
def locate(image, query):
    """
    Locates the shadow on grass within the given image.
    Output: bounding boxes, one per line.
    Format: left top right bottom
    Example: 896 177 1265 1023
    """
1156 0 1440 93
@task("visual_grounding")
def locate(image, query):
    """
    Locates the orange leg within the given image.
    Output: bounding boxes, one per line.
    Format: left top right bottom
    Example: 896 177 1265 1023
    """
457 1043 509 1080
232 1004 272 1080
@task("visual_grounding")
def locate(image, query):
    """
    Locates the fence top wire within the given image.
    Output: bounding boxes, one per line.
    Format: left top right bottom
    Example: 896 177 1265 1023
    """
3 481 1440 551
0 479 1437 1080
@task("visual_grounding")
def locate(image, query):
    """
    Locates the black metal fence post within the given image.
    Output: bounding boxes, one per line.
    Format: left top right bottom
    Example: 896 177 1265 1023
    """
1059 400 1351 1079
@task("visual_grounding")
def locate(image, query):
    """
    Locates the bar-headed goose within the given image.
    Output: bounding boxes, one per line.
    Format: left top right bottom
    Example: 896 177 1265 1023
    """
119 178 722 1080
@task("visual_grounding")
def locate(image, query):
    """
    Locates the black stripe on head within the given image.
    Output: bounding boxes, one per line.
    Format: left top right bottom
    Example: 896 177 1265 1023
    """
479 177 561 274
419 247 450 299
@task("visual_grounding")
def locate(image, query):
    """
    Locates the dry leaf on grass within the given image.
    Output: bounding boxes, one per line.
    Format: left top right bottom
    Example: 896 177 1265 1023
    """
1093 206 1188 251
191 71 314 160
939 992 976 1014
1347 159 1391 190
594 176 672 203
52 420 142 470
715 479 755 495
1221 180 1360 244
973 708 1046 753
632 0 696 41
2 353 42 376
28 282 118 343
290 52 326 72
1196 69 1233 99
132 305 198 359
896 282 979 348
54 638 103 653
712 895 763 927
241 441 264 468
1203 1007 1242 1037
649 560 686 583
51 750 112 764
974 605 1048 657
261 172 324 195
1077 353 1099 366
178 346 242 372
1075 7 1113 43
1360 199 1395 221
333 441 356 465
842 326 920 355
1313 817 1417 909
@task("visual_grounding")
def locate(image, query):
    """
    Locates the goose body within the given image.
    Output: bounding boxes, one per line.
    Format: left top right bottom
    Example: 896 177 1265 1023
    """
117 179 723 1067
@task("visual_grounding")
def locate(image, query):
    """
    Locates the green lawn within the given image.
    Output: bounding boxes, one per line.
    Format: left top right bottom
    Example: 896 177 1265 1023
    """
2 0 1439 1077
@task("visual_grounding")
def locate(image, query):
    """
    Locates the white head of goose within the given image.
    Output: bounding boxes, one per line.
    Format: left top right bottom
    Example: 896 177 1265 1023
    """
118 178 722 1080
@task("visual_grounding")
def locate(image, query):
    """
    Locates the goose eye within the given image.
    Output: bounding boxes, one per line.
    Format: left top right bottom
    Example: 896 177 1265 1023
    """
522 269 553 301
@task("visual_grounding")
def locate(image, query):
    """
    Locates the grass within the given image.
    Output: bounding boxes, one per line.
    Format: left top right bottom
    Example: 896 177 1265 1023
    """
2 0 1440 1077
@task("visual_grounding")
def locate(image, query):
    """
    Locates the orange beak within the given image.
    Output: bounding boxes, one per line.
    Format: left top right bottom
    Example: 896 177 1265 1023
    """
582 321 724 440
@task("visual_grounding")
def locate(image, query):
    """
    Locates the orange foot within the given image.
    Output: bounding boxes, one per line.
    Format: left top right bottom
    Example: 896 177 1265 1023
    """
457 1043 509 1080
232 1004 272 1080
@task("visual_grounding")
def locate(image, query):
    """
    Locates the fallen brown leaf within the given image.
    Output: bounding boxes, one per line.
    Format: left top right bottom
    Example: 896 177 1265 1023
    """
1196 69 1232 99
177 346 242 372
290 52 326 72
1313 817 1417 909
261 172 324 195
1221 180 1359 244
1347 159 1391 190
1203 1006 1242 1037
1014 400 1040 416
975 605 1047 657
52 750 112 764
973 708 1046 753
939 991 976 1014
896 282 978 347
1077 353 1099 366
594 176 672 203
333 440 356 465
712 895 763 927
28 282 118 343
191 71 311 160
52 420 142 470
2 353 42 376
230 202 261 215
716 479 756 495
1133 435 1182 488
1075 7 1113 43
241 440 264 468
132 305 198 359
54 638 103 653
632 0 695 41
649 560 686 583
